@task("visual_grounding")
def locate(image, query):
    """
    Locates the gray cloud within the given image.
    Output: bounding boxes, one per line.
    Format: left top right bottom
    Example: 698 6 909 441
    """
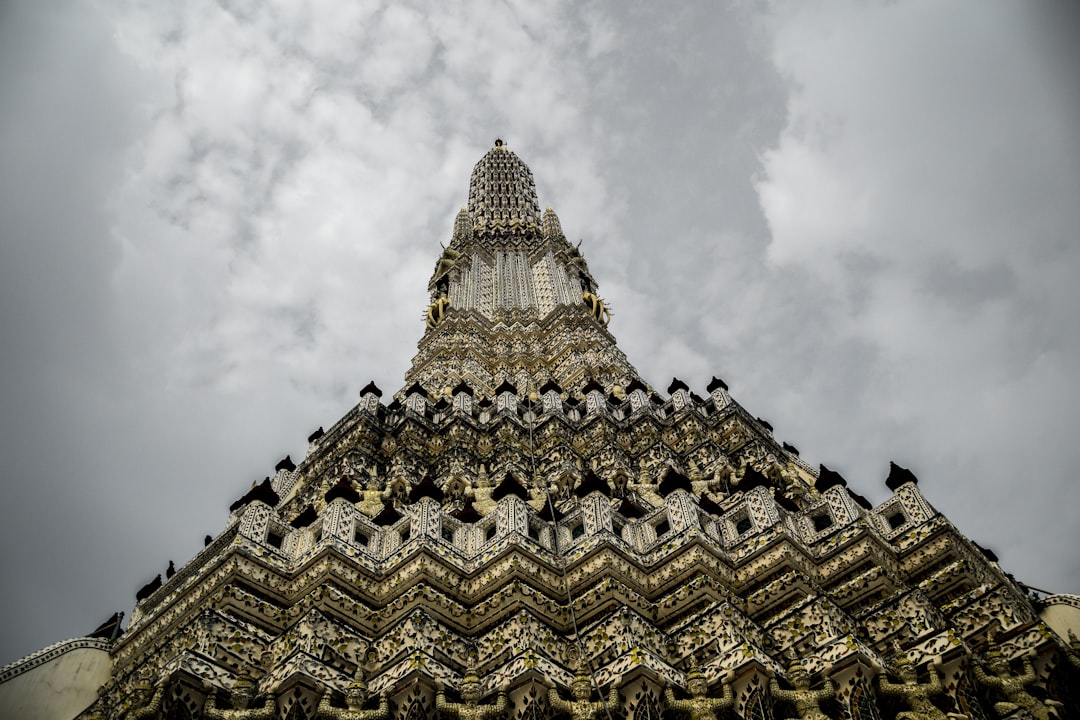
2 0 1078 664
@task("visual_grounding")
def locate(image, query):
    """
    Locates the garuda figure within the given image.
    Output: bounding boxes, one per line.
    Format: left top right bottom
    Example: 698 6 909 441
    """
664 666 734 720
549 673 621 720
769 660 835 720
203 678 276 720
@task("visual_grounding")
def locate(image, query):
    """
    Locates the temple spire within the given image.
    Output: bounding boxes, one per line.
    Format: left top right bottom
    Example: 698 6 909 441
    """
467 140 542 237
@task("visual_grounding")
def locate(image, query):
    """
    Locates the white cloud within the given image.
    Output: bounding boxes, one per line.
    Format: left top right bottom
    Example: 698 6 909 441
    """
3 0 1078 665
754 0 1080 588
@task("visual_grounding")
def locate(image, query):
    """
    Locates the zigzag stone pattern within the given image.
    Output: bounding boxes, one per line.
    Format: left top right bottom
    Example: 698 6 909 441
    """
87 143 1077 720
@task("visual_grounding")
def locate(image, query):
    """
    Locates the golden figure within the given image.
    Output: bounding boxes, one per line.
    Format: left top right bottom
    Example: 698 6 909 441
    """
1066 631 1080 671
769 661 834 720
877 657 966 720
316 673 389 720
763 456 788 487
435 666 508 720
710 458 736 494
972 639 1062 720
121 679 165 719
427 295 451 329
434 245 461 279
548 673 620 720
663 666 734 720
203 678 276 720
581 292 610 326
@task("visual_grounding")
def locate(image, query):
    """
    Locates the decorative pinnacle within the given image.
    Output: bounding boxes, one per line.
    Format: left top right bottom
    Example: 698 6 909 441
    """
467 142 541 231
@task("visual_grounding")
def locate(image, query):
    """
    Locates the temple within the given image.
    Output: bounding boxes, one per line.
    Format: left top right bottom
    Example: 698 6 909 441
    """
3 141 1079 720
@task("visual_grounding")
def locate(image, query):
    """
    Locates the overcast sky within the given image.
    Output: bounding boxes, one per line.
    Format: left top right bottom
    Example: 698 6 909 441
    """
2 1 1079 665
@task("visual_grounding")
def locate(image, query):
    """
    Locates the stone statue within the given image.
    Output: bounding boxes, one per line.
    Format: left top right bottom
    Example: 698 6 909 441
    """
434 245 461 278
386 472 409 506
769 661 834 720
548 673 621 720
581 292 610 326
763 456 788 486
426 295 451 329
973 640 1062 720
444 472 471 503
203 678 276 720
316 673 389 720
1065 631 1080 671
877 657 966 720
121 679 165 719
435 666 508 720
664 666 734 720
710 458 736 494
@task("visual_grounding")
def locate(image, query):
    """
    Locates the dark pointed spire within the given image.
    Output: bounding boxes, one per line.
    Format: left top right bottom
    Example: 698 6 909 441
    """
410 474 445 503
452 500 483 524
325 477 361 504
229 478 280 512
492 472 529 502
581 378 605 395
658 468 692 496
360 381 383 397
574 469 610 498
290 505 318 528
667 377 689 394
706 376 729 393
886 461 919 491
373 501 403 527
494 378 517 396
815 465 847 493
739 466 771 492
539 379 562 395
136 575 162 602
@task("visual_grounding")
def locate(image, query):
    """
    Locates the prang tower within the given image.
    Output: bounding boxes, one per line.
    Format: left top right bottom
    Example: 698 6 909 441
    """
15 142 1079 720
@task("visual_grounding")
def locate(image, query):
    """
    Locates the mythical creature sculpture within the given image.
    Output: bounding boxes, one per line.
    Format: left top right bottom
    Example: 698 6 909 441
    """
203 678 276 720
316 673 389 720
581 292 610 326
973 639 1062 720
426 295 451 329
663 666 734 720
386 471 410 506
763 456 789 487
710 458 737 494
769 661 835 720
877 656 966 720
1066 631 1080 671
434 245 461 279
121 679 165 719
435 666 508 720
548 673 621 720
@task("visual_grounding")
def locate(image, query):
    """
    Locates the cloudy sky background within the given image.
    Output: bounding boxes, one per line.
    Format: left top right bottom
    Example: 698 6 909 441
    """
2 0 1079 664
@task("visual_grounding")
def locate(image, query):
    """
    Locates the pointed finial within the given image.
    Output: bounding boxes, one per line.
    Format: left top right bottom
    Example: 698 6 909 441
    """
494 138 504 148
542 207 565 241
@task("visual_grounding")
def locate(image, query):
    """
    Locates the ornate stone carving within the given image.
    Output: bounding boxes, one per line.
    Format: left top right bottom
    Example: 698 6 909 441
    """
769 661 834 720
663 666 733 720
548 673 621 720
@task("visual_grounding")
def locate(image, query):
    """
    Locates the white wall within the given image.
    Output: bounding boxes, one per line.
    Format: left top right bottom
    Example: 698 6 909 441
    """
0 638 111 720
